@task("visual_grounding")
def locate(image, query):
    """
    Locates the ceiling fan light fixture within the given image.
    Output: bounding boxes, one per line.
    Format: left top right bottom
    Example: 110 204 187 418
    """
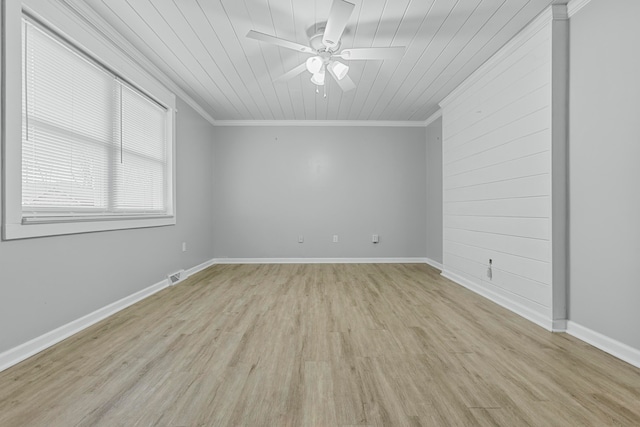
247 0 406 94
311 67 326 85
329 61 349 80
306 56 323 74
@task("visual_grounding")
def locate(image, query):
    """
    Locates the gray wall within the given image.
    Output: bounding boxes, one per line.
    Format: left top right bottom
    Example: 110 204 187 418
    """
0 98 215 354
212 126 427 259
425 117 443 264
569 0 640 349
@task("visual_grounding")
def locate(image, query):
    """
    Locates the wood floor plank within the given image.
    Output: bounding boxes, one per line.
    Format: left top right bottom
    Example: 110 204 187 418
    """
1 263 640 426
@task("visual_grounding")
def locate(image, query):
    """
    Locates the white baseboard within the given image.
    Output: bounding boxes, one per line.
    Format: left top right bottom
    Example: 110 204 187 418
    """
438 270 640 368
0 258 216 373
0 280 168 373
566 321 640 369
425 257 443 271
213 257 429 264
6 257 637 376
184 258 216 278
441 269 556 331
552 319 568 332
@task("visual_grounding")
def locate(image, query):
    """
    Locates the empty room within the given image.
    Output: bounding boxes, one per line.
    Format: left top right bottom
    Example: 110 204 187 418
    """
1 0 639 425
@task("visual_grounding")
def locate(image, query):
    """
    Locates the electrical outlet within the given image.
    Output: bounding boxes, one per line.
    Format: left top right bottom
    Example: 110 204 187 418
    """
182 242 187 252
333 235 338 243
298 235 304 243
372 234 379 244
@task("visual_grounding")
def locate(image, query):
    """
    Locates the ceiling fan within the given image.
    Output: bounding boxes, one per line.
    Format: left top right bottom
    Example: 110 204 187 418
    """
246 0 405 92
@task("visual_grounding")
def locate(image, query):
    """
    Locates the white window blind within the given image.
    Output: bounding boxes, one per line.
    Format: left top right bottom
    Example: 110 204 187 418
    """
21 17 169 221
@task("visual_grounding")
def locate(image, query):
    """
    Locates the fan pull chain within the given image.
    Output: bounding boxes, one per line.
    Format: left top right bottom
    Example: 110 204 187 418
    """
324 85 327 98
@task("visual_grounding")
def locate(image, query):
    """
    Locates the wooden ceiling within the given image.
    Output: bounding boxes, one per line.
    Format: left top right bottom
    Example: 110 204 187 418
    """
72 0 557 123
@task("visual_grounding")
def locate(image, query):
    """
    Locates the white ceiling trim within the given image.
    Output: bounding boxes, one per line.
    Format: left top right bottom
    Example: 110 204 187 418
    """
213 120 429 127
567 0 592 17
57 0 217 126
423 109 443 127
440 6 556 109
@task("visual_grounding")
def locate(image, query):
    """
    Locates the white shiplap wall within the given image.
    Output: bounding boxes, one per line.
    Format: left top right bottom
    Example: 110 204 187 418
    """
440 10 558 329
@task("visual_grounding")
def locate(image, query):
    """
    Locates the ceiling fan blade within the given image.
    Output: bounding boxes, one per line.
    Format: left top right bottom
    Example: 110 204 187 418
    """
247 30 315 54
328 66 355 92
274 63 308 83
338 47 405 60
322 0 355 49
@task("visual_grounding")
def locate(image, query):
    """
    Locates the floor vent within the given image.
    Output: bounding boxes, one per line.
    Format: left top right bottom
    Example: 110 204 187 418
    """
168 270 185 285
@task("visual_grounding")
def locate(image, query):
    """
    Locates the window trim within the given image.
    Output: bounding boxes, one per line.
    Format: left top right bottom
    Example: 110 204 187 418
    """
2 1 177 240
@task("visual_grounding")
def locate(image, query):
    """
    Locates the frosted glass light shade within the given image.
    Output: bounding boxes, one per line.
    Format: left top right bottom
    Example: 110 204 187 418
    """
306 56 323 74
311 67 325 85
329 61 349 80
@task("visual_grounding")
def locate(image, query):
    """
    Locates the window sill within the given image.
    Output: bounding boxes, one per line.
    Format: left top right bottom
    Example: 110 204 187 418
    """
3 215 176 240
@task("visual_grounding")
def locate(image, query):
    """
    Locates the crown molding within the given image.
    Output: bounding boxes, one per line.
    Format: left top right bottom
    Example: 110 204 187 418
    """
567 0 592 17
423 109 442 127
440 6 554 109
56 0 217 126
212 120 429 127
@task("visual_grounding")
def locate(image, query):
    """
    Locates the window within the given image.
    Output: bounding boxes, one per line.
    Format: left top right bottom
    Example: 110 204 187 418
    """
1 9 175 240
22 17 169 220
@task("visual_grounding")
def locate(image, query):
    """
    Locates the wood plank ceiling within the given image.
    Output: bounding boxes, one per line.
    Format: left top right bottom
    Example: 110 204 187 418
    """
77 0 557 122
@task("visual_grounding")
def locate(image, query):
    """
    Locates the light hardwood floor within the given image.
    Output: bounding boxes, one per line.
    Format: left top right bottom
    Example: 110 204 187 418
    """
1 264 640 426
